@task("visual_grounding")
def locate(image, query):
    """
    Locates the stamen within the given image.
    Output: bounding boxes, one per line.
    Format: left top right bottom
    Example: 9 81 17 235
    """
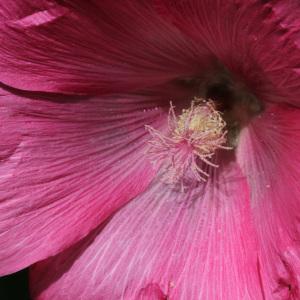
146 97 230 189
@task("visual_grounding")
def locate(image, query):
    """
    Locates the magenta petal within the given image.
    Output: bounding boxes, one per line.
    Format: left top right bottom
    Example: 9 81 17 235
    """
0 90 163 275
0 1 208 94
30 158 264 300
237 104 300 298
156 0 300 106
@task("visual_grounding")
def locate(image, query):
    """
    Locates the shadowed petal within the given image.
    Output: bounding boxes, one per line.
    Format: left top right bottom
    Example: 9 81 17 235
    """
0 1 209 94
30 156 264 300
237 104 300 299
0 89 164 275
155 0 300 106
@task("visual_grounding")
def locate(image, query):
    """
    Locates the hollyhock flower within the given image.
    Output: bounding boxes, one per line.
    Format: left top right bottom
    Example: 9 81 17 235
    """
0 0 300 299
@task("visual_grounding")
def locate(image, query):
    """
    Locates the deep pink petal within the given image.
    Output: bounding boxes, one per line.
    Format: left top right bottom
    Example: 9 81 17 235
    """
30 155 264 300
155 0 300 106
237 104 300 299
0 89 165 275
0 1 209 94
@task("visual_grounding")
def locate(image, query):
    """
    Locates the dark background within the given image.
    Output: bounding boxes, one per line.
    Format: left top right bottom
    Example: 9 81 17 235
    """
0 269 30 300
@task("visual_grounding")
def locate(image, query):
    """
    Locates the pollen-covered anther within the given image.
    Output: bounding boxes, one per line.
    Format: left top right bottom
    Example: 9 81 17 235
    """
146 97 231 188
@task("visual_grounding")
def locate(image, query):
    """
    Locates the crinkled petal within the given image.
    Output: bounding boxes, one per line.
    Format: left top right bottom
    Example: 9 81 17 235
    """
0 89 164 275
237 104 300 299
0 1 209 94
30 155 264 300
155 0 300 106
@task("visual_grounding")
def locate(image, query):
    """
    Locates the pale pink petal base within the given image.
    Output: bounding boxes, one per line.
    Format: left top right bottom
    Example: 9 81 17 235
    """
0 91 164 275
30 155 264 300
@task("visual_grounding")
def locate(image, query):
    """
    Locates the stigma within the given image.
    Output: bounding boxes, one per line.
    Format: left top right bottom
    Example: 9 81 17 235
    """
146 97 230 189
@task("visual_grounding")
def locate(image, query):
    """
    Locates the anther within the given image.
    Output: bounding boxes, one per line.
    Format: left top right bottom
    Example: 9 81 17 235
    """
146 97 231 189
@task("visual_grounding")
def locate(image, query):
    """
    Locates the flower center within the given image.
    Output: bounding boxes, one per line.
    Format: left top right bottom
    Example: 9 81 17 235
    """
177 68 264 147
146 98 230 190
202 69 264 146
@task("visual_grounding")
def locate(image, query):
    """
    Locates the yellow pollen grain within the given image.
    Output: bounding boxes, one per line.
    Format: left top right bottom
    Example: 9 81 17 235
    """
174 99 225 139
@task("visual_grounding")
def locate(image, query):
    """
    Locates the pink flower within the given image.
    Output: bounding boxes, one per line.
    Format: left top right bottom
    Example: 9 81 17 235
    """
0 1 300 299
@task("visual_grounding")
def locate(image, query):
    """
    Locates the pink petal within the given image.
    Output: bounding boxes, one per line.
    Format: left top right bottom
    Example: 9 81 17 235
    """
0 1 51 21
155 0 300 106
0 90 164 275
237 104 300 298
30 155 264 300
0 1 209 94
